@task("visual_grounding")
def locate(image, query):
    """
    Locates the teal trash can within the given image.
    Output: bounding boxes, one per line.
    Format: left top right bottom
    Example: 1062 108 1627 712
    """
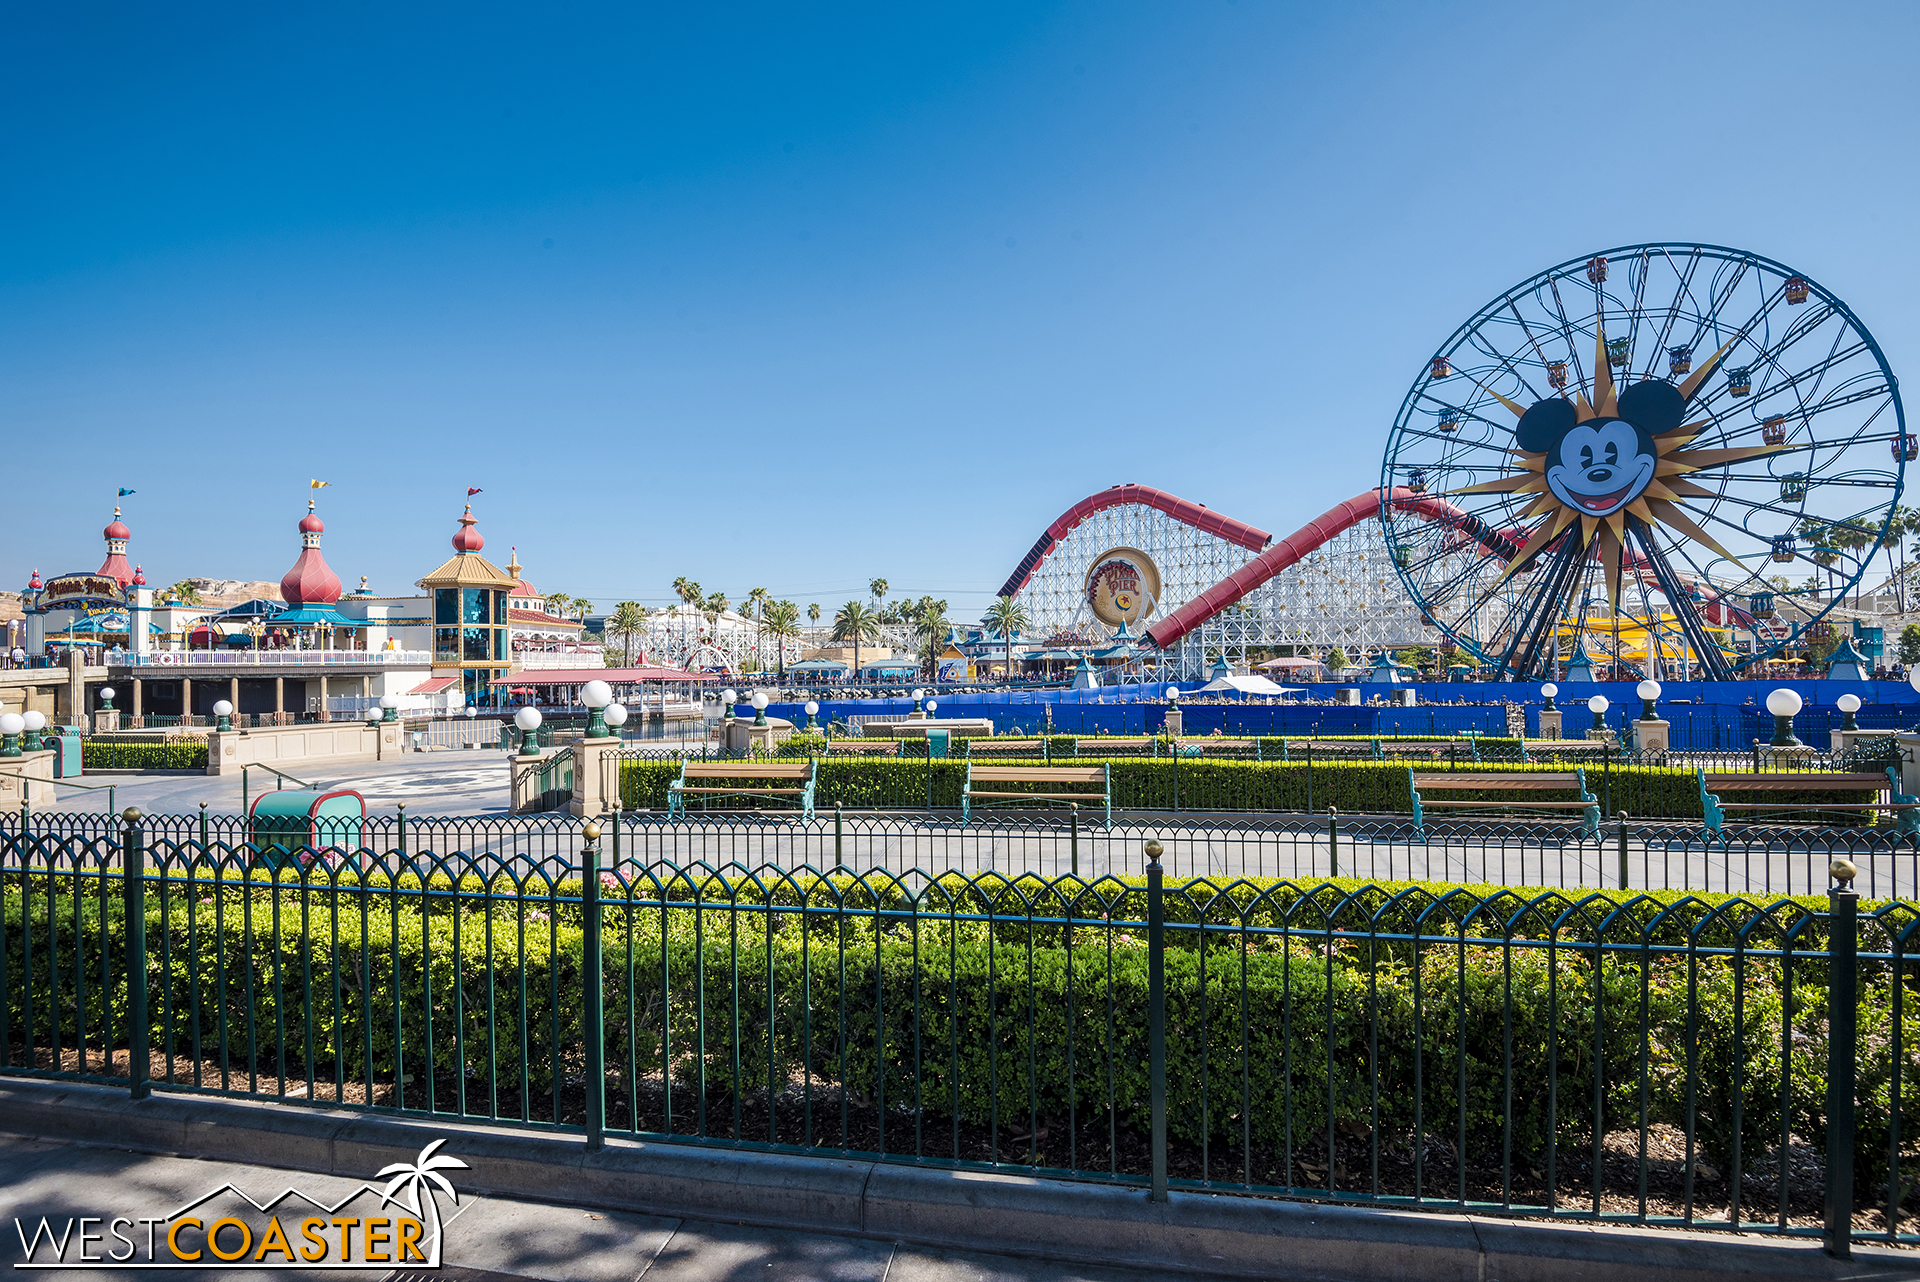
925 729 950 759
47 731 83 778
248 789 366 871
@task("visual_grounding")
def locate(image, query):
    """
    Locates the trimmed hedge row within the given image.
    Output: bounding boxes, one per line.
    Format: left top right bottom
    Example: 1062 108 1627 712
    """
1 871 1898 1186
82 740 209 770
621 756 1880 822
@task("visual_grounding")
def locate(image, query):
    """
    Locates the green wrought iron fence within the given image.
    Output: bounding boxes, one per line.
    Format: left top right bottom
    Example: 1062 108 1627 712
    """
9 806 1920 898
0 813 1907 1257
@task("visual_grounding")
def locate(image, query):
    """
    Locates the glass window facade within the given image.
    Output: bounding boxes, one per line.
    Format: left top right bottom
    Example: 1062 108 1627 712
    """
430 585 509 704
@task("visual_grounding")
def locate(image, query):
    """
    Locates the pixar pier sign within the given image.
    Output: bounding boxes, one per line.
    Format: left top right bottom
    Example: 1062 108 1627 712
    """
11 1142 467 1271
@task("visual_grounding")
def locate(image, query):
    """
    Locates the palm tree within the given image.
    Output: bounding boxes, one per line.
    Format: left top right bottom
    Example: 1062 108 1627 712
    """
570 597 593 621
808 602 821 628
762 599 801 678
832 600 881 682
376 1139 469 1267
606 601 647 666
915 606 951 680
982 595 1029 686
869 578 889 608
160 580 202 606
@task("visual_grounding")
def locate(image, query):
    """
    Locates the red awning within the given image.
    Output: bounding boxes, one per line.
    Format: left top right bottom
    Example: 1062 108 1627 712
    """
489 666 712 686
407 677 459 695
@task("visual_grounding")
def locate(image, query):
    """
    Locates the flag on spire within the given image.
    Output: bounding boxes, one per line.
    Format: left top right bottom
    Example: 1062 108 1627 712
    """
467 487 483 497
117 488 136 496
310 479 330 490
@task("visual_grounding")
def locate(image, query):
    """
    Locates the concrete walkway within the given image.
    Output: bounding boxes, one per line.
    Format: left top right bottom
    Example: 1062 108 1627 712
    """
1 1136 1200 1282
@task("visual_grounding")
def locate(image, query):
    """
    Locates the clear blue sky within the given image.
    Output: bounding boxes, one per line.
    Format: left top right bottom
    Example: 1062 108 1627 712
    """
5 2 1916 620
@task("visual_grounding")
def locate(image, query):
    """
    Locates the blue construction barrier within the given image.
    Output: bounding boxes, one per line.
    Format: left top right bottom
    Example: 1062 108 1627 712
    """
765 678 1919 748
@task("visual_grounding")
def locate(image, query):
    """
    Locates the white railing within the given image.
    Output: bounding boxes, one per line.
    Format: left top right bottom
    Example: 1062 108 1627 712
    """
518 652 608 670
124 650 433 668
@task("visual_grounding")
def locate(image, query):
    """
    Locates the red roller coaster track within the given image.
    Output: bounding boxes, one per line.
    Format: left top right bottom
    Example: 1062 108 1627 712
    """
997 483 1755 655
996 483 1272 601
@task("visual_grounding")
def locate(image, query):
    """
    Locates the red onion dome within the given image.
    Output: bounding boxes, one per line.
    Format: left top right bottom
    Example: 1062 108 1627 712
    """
104 516 131 541
132 565 146 586
27 569 42 590
452 504 484 552
281 499 342 605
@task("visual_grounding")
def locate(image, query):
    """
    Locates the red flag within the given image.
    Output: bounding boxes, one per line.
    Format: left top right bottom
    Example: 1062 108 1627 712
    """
467 487 483 497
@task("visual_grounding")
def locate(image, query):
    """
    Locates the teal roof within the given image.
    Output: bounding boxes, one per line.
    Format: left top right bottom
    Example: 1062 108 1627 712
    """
269 605 365 626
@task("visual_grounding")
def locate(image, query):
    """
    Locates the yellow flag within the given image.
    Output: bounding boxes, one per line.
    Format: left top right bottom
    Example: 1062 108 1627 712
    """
310 479 330 489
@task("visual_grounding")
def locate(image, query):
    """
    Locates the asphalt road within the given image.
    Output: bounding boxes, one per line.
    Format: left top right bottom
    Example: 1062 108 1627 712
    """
0 1136 1238 1282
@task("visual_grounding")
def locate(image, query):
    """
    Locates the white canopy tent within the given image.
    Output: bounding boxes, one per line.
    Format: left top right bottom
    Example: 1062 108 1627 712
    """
1196 674 1302 696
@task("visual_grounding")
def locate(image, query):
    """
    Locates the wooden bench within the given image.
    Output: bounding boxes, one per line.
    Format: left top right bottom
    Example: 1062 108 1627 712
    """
962 763 1111 829
668 759 817 821
1408 768 1600 836
1697 767 1917 836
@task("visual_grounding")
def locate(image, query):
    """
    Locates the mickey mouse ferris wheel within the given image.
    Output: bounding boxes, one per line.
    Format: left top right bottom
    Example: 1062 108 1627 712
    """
1380 243 1906 681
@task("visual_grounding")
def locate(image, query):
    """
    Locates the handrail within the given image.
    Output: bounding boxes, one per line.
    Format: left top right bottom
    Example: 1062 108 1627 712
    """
0 772 118 825
241 763 315 816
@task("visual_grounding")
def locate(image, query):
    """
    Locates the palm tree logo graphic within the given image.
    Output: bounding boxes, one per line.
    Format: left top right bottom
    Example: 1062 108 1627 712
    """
375 1139 469 1266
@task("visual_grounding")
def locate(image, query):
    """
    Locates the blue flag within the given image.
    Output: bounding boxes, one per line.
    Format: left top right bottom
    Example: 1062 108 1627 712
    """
117 488 136 497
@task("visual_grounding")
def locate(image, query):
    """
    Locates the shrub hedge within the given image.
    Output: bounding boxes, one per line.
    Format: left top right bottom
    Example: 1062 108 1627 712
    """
620 756 1880 822
82 740 209 770
2 870 1900 1187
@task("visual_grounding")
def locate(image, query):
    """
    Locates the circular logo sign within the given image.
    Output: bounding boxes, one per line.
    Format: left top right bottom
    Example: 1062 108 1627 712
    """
1084 548 1161 628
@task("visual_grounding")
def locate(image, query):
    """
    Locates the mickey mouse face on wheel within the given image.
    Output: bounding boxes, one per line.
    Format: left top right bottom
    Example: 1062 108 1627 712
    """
1516 380 1685 520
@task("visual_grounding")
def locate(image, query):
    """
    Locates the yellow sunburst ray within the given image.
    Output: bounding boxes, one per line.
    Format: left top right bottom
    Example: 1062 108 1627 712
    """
1604 512 1627 542
1660 477 1720 499
1580 513 1600 547
1676 336 1741 404
1520 492 1560 519
1461 375 1528 419
1492 514 1571 587
1627 497 1659 524
1655 418 1709 441
1447 474 1546 496
1593 326 1617 418
1508 451 1546 472
1662 443 1790 469
1596 523 1625 608
1645 498 1744 564
1575 392 1596 423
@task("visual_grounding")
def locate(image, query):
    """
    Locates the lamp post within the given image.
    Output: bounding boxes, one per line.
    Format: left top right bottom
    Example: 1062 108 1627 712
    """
1636 679 1662 722
100 687 116 715
1765 687 1804 747
604 703 628 739
912 687 925 715
515 705 543 756
213 699 234 733
21 710 46 752
925 698 938 718
720 688 738 722
581 679 614 739
1540 682 1558 713
1587 695 1609 734
379 693 399 723
1837 692 1862 733
0 712 22 758
751 690 769 726
804 700 819 732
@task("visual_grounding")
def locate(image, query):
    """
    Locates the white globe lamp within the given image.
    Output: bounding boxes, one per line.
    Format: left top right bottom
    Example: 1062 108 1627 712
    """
1635 680 1662 720
1837 691 1862 733
514 704 543 755
1765 688 1803 747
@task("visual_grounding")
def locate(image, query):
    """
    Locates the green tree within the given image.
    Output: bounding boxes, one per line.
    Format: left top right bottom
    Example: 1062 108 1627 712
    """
915 605 951 679
605 601 647 667
869 578 889 607
762 599 801 678
832 600 882 679
160 580 202 606
982 595 1030 685
1326 647 1351 672
1899 623 1920 666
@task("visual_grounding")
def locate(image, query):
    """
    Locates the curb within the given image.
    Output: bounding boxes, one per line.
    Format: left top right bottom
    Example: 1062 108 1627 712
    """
1 1080 1914 1281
